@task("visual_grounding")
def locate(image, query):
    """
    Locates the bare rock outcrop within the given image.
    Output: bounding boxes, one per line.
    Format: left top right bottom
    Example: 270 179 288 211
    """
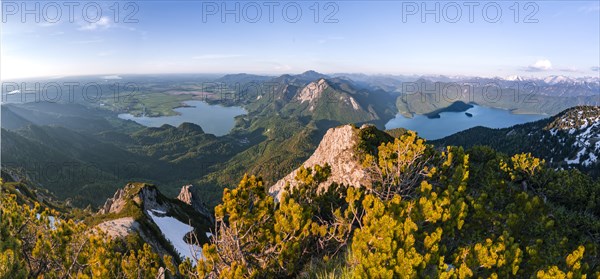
133 185 163 211
177 185 214 224
96 217 139 238
98 183 165 215
94 183 212 264
269 124 371 199
296 78 329 104
98 188 127 215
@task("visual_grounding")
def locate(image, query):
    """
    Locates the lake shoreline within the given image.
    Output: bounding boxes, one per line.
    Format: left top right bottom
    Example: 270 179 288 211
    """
386 104 547 140
399 100 554 119
118 100 247 136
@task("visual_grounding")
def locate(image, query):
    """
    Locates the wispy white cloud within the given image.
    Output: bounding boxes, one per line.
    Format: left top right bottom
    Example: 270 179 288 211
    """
97 51 115 57
318 36 345 44
579 3 600 13
559 67 582 73
70 39 104 44
78 17 112 31
526 59 552 72
192 54 243 60
38 22 59 27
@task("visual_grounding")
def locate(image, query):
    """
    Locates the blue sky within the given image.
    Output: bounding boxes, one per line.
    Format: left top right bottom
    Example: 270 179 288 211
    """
1 0 599 79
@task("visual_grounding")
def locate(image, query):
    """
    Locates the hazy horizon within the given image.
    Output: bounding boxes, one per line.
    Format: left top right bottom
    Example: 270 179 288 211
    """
2 70 599 83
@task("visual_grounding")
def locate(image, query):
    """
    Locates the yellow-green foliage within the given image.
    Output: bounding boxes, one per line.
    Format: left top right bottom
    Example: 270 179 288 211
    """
195 169 341 278
349 147 470 278
363 131 432 200
500 153 545 182
350 194 423 278
195 175 277 278
4 126 600 278
0 179 168 279
536 246 587 279
191 139 598 278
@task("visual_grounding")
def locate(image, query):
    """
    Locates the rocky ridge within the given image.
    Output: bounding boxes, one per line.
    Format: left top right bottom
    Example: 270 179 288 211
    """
177 185 215 224
98 183 164 215
94 183 214 263
545 106 600 166
269 125 371 199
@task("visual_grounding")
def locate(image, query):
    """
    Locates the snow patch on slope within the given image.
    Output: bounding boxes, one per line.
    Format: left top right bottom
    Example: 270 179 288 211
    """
36 213 57 230
147 209 202 263
556 107 600 167
566 148 585 165
584 153 597 166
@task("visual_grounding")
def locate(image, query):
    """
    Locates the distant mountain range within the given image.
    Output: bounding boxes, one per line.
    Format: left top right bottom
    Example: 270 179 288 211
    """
208 70 599 117
2 72 600 276
2 71 599 208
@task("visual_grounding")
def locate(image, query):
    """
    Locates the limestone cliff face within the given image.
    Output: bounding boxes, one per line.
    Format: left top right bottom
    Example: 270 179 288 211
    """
96 217 140 238
98 188 127 215
95 183 214 262
177 185 214 224
95 183 169 257
269 125 371 199
98 183 164 215
296 78 329 104
295 79 362 112
176 185 194 205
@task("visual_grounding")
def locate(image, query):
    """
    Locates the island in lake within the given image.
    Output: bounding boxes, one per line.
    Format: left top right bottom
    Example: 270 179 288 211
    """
425 101 474 119
385 104 547 140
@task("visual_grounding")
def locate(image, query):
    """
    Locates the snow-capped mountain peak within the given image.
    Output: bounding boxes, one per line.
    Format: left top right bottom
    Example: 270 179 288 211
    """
505 75 526 81
543 75 571 85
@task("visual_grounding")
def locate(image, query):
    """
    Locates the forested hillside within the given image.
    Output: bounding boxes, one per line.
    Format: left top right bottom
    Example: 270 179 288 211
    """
434 106 600 177
0 73 398 207
2 124 599 278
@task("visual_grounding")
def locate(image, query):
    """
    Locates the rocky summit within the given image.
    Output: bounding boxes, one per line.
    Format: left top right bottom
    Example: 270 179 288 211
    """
269 124 371 199
177 185 214 224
